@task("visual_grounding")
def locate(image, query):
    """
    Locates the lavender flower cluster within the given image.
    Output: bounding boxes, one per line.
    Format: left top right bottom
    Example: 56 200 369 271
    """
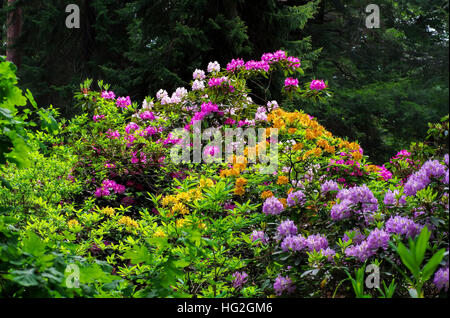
330 185 378 221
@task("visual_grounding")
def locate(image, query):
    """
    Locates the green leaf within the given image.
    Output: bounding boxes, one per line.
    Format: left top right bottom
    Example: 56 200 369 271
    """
422 248 445 281
123 245 153 265
22 232 46 257
414 227 430 266
8 269 39 287
397 242 418 277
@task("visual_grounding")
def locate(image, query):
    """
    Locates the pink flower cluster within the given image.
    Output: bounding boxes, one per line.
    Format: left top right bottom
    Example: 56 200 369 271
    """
208 77 235 92
101 91 116 99
139 111 155 121
310 80 327 91
116 96 131 108
106 129 120 139
226 58 245 72
95 179 126 197
284 77 299 89
261 50 288 63
185 102 221 130
93 114 105 122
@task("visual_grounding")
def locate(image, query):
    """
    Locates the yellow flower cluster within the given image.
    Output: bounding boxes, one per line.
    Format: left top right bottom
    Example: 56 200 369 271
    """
118 216 139 229
266 109 362 163
161 182 206 217
68 219 79 228
101 207 115 217
153 228 167 238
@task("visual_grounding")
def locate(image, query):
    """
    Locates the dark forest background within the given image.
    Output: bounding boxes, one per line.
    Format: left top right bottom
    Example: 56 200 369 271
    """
1 0 448 163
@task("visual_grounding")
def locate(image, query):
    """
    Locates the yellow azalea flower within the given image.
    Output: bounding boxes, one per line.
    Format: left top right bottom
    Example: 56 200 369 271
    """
198 222 207 230
279 198 287 208
101 207 115 217
172 202 189 215
162 195 177 207
68 219 79 228
261 190 274 199
153 228 166 238
176 218 190 228
236 177 248 188
118 216 139 229
277 175 289 185
234 187 245 196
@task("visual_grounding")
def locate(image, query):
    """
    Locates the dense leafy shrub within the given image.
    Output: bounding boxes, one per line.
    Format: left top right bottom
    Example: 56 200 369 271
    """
0 50 448 298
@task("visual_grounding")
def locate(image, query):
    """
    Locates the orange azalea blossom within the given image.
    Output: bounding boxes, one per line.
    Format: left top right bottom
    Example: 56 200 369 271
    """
293 143 304 151
234 187 245 196
279 198 287 208
288 128 297 134
261 190 274 199
351 151 363 161
236 177 248 188
277 175 289 185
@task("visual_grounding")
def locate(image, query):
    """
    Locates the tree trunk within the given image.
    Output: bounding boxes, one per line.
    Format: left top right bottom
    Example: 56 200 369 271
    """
6 0 23 68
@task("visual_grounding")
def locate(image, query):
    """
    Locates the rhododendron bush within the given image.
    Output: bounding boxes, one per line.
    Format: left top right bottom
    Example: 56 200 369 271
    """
0 51 448 298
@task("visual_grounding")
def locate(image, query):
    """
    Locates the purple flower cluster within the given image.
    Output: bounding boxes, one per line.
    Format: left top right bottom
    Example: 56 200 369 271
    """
366 229 390 250
262 196 284 215
383 189 407 207
345 229 390 262
385 216 422 238
403 159 447 196
343 229 366 245
277 219 298 239
116 96 131 108
286 190 306 207
321 180 340 194
281 235 306 252
305 234 329 252
330 185 378 221
273 275 295 296
320 247 336 262
433 267 449 292
232 271 248 289
251 230 268 245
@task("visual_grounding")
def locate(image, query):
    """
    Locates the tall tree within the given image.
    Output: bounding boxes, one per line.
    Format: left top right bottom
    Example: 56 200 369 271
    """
5 0 22 67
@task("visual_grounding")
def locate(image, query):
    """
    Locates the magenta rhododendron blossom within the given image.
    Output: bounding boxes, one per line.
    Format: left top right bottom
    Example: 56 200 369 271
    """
309 79 327 90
